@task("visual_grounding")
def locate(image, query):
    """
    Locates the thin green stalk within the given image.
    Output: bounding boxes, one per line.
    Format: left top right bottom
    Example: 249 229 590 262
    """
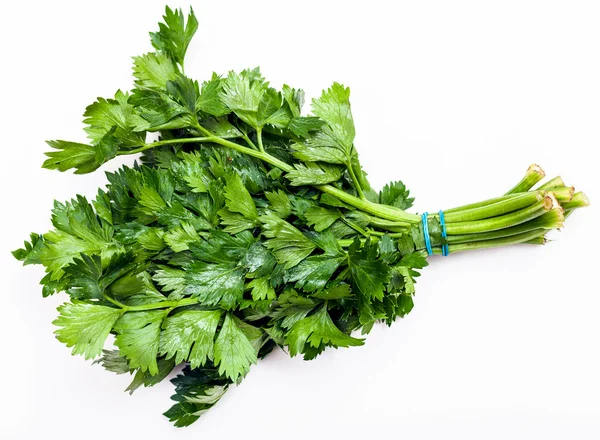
193 126 295 171
342 218 370 237
537 176 565 190
346 161 366 200
560 192 590 210
117 136 220 155
505 164 545 195
368 217 412 231
444 187 571 215
256 128 265 153
317 185 420 222
241 133 258 150
446 209 563 244
443 192 542 223
444 193 525 214
103 293 199 312
444 229 548 254
445 197 554 235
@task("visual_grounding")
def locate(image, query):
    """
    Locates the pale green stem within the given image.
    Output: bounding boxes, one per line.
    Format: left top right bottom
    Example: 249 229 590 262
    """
446 209 563 244
443 192 542 223
505 164 545 195
346 161 366 200
445 198 553 235
117 136 222 155
443 229 548 254
537 176 565 190
103 293 199 312
256 128 265 153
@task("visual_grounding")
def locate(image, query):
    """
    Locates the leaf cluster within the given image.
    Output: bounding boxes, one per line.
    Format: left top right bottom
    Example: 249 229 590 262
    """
14 6 426 427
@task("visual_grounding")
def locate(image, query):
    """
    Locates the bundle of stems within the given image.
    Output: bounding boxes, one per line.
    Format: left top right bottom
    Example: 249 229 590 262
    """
427 165 588 254
325 164 587 254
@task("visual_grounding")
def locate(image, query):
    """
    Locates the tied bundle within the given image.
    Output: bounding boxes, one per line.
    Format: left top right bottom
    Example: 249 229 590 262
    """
13 7 589 428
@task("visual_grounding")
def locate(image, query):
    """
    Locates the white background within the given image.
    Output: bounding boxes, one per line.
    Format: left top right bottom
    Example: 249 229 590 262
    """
1 1 599 439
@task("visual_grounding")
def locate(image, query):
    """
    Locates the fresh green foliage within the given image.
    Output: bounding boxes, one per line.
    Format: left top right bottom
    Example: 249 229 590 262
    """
213 313 258 380
14 5 587 429
54 302 123 359
150 6 198 68
159 310 221 368
285 305 364 357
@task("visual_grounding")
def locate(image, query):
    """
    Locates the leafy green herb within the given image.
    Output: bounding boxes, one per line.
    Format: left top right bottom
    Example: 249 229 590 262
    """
14 6 588 428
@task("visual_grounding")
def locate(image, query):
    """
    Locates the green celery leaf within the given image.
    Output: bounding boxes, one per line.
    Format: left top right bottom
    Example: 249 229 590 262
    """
400 252 429 270
218 209 257 234
125 356 176 394
164 366 231 428
213 313 257 381
53 301 122 360
258 88 292 129
201 117 243 138
265 190 292 218
130 88 191 130
224 172 258 220
247 277 276 301
164 222 201 252
196 74 230 117
286 161 344 186
83 90 147 146
184 262 245 309
305 230 344 256
64 252 136 300
271 294 318 329
93 349 130 375
380 180 415 210
220 70 264 124
12 233 44 265
348 239 389 301
94 349 176 394
153 266 187 299
282 84 304 117
293 83 356 164
39 195 118 280
108 271 160 298
304 206 341 232
286 256 344 292
240 241 277 277
166 74 199 114
170 151 211 193
150 6 198 67
133 52 179 89
159 310 222 368
288 116 324 138
190 230 254 265
259 212 316 269
285 305 364 358
311 282 353 300
378 234 398 264
93 189 113 225
43 133 119 174
114 310 168 375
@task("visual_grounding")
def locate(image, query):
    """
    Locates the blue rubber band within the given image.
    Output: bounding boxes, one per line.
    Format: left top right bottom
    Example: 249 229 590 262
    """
439 210 449 256
421 212 433 255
